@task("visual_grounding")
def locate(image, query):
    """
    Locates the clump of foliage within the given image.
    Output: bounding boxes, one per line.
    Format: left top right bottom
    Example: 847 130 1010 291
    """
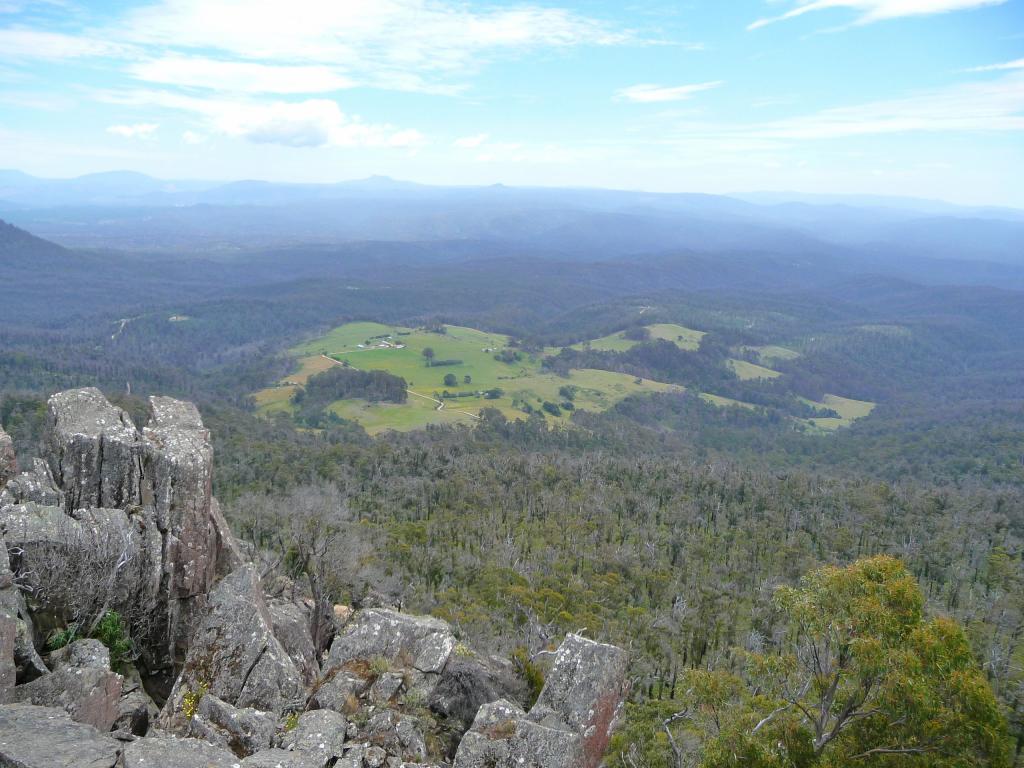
182 682 209 720
44 610 134 672
612 556 1012 767
92 610 134 671
511 647 546 708
46 625 81 652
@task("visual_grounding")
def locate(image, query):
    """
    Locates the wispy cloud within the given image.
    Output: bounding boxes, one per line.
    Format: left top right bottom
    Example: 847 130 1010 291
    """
102 90 423 149
107 122 159 138
0 27 131 59
128 56 355 94
665 70 1024 142
748 0 1006 31
617 81 723 103
965 57 1024 72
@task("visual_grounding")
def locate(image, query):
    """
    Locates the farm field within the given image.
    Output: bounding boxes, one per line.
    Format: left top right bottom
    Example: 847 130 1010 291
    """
741 344 801 365
255 321 875 434
257 322 686 433
802 394 877 431
726 359 782 381
571 322 704 352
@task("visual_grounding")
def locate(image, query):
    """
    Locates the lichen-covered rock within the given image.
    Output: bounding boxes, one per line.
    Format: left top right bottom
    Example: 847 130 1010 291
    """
0 426 18 491
278 709 347 764
528 634 628 766
0 703 120 768
326 609 455 676
453 699 583 768
9 639 123 730
159 565 303 733
120 733 243 767
0 535 17 699
45 388 144 513
48 638 110 671
0 458 63 508
360 709 427 763
186 693 277 757
267 597 319 688
241 748 324 768
452 635 628 768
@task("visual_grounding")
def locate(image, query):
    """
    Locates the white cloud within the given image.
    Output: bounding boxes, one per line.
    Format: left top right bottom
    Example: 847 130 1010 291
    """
181 129 206 144
453 133 489 148
616 82 723 103
128 56 355 94
966 58 1024 72
110 0 628 93
103 90 423 149
748 0 1006 30
107 122 159 138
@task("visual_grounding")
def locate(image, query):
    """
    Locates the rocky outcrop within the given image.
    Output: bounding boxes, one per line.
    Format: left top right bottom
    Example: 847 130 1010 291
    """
0 389 630 768
0 426 16 490
453 634 629 768
1 388 237 694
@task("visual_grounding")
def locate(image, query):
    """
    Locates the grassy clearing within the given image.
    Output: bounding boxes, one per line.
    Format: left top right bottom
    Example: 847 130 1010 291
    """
741 345 801 365
802 394 877 431
727 359 782 381
571 323 705 353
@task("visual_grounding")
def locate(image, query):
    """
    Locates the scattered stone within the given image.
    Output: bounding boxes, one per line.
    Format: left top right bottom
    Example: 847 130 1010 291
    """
0 703 120 768
529 634 628 767
48 638 110 671
113 664 156 737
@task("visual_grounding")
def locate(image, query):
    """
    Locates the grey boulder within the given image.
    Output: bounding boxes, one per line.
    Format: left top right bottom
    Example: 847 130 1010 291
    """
119 734 243 767
326 609 455 676
9 639 123 730
0 703 120 768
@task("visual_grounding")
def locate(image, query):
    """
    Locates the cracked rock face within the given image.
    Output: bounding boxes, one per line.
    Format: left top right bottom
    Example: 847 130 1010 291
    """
158 564 303 733
1 388 238 691
45 388 144 514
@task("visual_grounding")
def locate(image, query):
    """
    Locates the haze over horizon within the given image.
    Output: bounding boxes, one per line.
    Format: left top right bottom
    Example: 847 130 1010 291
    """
0 0 1021 206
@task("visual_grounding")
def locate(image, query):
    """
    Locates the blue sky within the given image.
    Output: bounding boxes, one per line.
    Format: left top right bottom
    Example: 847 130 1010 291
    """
0 0 1022 204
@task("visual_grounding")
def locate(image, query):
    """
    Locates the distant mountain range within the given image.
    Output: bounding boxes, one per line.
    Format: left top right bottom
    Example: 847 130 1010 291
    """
1 171 1022 269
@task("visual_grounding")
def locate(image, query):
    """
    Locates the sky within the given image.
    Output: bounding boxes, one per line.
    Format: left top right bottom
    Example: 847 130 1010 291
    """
0 0 1022 205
